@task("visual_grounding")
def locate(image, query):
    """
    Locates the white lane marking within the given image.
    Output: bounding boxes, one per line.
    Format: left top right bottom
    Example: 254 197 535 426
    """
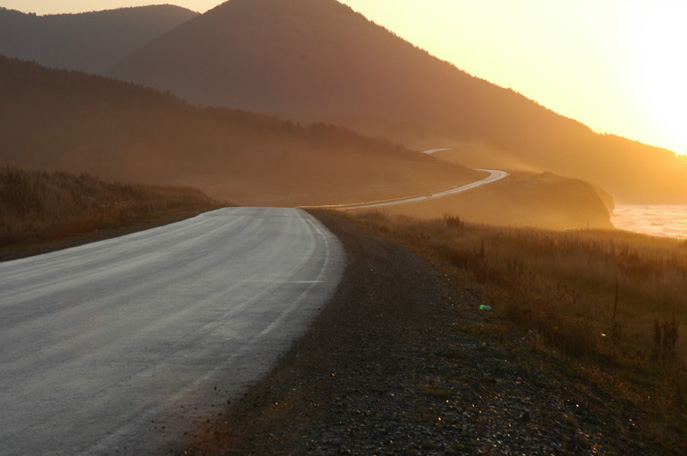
1 208 345 456
79 209 342 456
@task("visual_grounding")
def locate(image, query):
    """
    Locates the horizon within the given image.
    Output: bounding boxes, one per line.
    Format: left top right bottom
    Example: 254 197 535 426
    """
2 0 686 157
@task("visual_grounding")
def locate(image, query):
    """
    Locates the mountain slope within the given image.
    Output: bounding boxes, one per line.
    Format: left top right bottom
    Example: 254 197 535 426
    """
0 5 198 73
107 0 686 203
108 0 478 125
0 56 480 206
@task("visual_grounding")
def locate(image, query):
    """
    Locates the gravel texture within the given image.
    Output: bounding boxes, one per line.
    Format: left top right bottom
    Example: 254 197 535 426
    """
182 211 678 455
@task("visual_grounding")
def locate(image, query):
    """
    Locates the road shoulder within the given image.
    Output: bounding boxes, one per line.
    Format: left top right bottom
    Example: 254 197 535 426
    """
182 210 669 455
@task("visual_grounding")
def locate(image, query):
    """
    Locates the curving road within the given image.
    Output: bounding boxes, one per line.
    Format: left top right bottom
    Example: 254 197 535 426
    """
318 169 509 210
0 207 344 456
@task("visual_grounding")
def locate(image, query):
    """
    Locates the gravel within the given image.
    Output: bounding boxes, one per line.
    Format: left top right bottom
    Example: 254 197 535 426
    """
182 211 678 456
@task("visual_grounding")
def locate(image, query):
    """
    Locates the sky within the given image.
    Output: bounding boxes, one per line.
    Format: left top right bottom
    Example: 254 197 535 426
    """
3 0 686 156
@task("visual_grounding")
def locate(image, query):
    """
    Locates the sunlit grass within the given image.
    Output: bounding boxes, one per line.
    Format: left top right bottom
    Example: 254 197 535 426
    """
0 166 221 249
349 209 687 436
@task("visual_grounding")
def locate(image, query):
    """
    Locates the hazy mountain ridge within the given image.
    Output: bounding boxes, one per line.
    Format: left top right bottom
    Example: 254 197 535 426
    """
107 0 686 203
108 0 497 124
0 56 480 206
0 5 198 73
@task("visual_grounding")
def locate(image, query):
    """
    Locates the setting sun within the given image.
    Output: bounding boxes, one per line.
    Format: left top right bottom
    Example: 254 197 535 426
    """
636 2 687 156
338 0 687 157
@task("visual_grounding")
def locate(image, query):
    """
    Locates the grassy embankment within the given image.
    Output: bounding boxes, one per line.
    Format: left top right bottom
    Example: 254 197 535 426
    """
0 167 222 260
350 210 687 445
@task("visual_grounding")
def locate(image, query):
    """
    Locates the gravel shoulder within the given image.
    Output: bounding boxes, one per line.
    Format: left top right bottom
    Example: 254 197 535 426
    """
183 210 675 455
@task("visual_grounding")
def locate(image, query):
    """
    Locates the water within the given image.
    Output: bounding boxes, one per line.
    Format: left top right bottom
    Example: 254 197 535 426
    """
612 205 687 239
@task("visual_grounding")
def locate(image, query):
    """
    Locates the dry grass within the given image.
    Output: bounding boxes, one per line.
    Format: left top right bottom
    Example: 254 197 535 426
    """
0 166 221 249
349 209 687 436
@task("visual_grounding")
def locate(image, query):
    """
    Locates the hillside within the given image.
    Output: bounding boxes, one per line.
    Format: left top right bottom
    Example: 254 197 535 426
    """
107 0 687 204
0 56 480 207
363 171 615 230
0 5 198 73
0 167 219 259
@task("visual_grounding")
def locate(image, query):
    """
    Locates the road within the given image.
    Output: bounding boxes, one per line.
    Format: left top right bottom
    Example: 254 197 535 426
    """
319 169 509 210
421 148 452 155
0 207 345 456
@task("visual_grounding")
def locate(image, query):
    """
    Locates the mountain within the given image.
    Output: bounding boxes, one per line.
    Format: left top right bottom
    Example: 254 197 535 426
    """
107 0 686 204
0 5 198 73
0 56 481 207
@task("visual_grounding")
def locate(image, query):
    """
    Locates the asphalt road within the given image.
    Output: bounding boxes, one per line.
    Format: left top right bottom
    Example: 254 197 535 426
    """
321 169 509 210
0 207 345 456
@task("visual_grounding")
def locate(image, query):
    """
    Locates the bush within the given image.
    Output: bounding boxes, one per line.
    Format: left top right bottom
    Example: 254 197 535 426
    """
0 167 218 246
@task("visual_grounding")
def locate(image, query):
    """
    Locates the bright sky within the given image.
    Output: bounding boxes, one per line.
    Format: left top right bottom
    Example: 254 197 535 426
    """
3 0 686 156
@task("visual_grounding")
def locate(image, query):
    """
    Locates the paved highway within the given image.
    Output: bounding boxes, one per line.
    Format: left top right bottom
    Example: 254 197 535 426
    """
0 207 344 455
319 169 509 210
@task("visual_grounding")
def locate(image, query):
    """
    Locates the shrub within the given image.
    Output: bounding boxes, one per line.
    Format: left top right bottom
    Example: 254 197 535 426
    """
0 167 218 247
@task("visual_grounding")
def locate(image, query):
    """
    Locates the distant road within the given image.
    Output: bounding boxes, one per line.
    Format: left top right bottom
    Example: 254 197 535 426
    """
317 168 509 210
0 208 344 455
422 148 452 155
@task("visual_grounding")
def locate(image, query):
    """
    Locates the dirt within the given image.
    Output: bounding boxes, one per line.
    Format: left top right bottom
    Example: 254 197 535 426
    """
181 211 678 456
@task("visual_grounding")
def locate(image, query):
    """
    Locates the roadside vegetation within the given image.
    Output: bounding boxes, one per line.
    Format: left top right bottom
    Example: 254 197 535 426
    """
350 210 687 445
0 166 221 259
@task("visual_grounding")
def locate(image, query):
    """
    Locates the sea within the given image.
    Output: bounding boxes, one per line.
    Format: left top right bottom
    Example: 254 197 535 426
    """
612 205 687 240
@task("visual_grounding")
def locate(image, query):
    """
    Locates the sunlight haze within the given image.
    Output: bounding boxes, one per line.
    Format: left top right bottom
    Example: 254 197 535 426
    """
3 0 685 156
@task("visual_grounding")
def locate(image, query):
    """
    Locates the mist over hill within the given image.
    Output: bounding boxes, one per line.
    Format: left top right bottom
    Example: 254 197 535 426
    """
107 0 686 204
0 5 198 73
0 56 481 206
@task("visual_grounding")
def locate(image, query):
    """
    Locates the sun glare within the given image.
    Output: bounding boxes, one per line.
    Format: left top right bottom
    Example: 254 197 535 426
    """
5 0 687 156
636 3 687 156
